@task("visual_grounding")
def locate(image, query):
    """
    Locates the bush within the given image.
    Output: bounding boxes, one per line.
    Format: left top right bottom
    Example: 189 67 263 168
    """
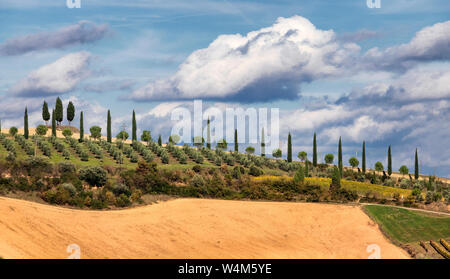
61 183 77 196
79 166 107 186
249 165 263 176
192 165 202 173
293 165 305 184
190 174 205 187
9 127 18 136
111 183 131 196
58 161 76 174
6 152 16 162
62 129 73 138
116 194 131 207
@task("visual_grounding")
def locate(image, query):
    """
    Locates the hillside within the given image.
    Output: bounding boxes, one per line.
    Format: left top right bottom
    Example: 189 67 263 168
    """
0 197 409 259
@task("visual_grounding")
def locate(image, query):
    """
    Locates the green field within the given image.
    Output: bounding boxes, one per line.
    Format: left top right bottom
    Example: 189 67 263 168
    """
364 205 450 244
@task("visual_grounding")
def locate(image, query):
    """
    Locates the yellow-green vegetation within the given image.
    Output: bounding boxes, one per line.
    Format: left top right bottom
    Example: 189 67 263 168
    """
364 205 450 244
252 176 412 198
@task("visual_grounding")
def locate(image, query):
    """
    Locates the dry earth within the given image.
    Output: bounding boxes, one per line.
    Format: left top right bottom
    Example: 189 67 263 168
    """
0 197 409 259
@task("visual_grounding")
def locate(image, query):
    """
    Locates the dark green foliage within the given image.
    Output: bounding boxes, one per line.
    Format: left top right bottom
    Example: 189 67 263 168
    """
55 97 63 125
42 101 50 124
375 161 384 172
158 135 162 146
415 148 419 180
287 132 292 162
293 165 304 184
388 145 392 176
89 126 102 140
304 160 309 177
79 166 107 186
234 129 238 152
261 128 265 156
249 165 263 176
141 130 151 144
116 130 129 141
35 125 48 136
67 101 75 125
272 148 282 158
313 132 317 167
24 107 29 139
9 126 18 136
132 110 137 141
51 109 56 137
79 111 84 142
362 141 366 174
330 166 341 192
324 153 334 164
206 118 211 149
107 110 111 143
338 137 343 177
349 157 359 168
245 146 255 154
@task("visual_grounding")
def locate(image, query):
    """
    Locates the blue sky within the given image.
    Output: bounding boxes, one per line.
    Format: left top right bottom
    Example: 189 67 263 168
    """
1 0 450 176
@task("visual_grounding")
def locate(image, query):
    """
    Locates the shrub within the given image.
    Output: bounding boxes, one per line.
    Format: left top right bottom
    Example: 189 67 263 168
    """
293 165 305 184
6 152 16 162
79 166 107 186
324 154 334 164
192 165 202 173
111 183 131 196
61 183 77 197
116 194 131 207
190 174 205 187
249 165 263 176
62 129 73 138
58 161 76 174
23 156 52 177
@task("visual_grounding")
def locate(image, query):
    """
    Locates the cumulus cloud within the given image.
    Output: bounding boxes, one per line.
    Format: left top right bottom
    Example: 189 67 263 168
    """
362 20 450 71
128 15 360 102
83 79 135 93
0 21 110 56
337 29 381 42
9 51 92 97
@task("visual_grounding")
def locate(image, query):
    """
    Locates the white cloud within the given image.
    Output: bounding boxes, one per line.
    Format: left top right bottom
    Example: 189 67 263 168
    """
9 52 92 97
128 15 359 102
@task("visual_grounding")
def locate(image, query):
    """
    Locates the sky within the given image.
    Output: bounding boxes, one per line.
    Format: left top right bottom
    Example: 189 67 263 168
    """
0 0 449 177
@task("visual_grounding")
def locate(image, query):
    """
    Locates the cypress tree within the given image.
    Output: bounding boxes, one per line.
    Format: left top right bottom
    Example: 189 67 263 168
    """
206 118 211 149
79 111 84 142
55 97 63 125
132 110 137 141
287 132 292 162
362 141 366 174
107 110 112 143
0 118 2 133
387 145 392 176
261 128 265 157
51 109 56 137
313 132 317 167
42 101 50 125
338 136 343 177
234 129 238 152
415 148 419 180
24 107 29 139
158 135 162 146
67 101 75 126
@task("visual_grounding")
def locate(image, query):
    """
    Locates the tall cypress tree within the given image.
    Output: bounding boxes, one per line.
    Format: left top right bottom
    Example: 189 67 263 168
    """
107 110 112 143
0 118 2 134
234 129 238 152
261 128 265 157
206 118 211 150
287 132 292 162
313 132 317 167
338 136 343 177
24 107 29 139
387 145 392 176
415 148 419 180
79 111 84 142
158 135 162 146
67 101 75 126
55 97 63 125
51 109 56 137
42 101 50 125
132 110 137 141
362 141 366 174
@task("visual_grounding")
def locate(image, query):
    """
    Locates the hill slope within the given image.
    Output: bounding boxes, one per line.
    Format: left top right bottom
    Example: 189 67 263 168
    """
0 198 409 259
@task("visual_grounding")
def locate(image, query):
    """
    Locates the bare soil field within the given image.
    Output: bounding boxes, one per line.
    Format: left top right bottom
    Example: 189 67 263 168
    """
0 197 409 259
